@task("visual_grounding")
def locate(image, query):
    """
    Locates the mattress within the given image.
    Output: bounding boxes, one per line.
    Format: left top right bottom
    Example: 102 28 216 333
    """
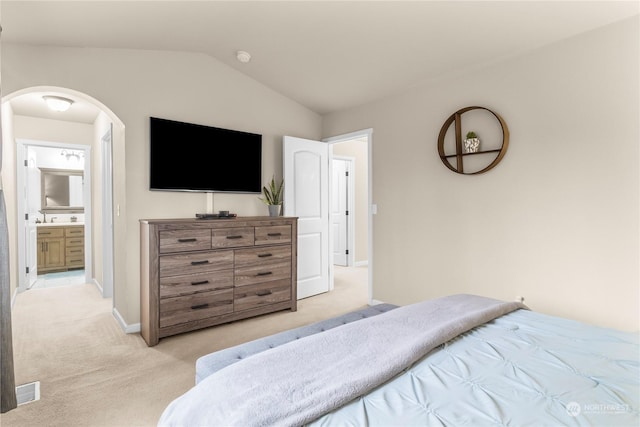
310 309 639 426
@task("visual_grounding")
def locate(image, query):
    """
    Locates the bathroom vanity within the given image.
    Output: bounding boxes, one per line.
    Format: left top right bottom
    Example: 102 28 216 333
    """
37 224 84 273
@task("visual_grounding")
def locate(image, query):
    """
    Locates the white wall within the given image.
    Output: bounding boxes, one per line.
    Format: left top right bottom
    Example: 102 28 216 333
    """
14 115 93 148
31 146 84 171
2 45 322 326
323 18 639 331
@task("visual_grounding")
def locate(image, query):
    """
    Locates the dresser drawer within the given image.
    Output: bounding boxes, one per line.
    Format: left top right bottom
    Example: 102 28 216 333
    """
159 229 211 254
66 255 84 267
234 279 291 312
37 228 64 238
160 270 233 299
255 225 292 246
160 250 233 277
160 289 234 328
234 246 292 268
211 227 255 248
66 246 84 258
66 237 84 247
234 260 291 287
65 227 84 237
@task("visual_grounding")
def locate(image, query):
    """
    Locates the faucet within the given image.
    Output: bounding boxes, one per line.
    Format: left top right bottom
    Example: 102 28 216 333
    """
39 210 47 223
50 217 57 223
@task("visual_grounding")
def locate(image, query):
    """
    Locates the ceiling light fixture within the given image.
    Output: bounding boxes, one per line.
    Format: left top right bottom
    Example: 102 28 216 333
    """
236 51 251 63
43 95 74 112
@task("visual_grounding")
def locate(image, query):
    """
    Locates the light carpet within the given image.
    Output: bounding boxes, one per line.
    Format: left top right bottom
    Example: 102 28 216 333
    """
1 266 368 427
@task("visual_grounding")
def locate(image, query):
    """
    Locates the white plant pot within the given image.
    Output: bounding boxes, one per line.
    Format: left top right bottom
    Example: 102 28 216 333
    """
268 205 281 217
464 137 480 153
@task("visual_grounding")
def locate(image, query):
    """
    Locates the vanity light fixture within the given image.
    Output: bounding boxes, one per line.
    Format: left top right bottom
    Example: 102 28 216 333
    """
43 95 74 112
60 149 84 161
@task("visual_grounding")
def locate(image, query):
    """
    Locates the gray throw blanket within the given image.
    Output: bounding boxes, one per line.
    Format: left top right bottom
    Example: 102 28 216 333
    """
159 294 525 427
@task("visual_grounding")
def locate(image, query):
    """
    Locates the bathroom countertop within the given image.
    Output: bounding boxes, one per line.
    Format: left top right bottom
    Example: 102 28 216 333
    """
36 222 84 227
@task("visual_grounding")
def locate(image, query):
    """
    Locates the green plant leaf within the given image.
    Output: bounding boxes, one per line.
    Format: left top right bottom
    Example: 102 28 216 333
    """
259 176 284 205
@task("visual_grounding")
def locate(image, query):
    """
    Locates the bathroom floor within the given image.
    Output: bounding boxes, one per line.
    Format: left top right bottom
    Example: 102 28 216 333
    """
31 270 86 289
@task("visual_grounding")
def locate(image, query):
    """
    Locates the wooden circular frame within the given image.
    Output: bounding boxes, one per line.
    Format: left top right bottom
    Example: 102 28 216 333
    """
437 106 509 175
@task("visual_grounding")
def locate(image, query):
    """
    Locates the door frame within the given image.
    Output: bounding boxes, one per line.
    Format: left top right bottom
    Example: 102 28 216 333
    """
323 129 374 304
101 126 114 298
15 139 92 291
24 145 40 287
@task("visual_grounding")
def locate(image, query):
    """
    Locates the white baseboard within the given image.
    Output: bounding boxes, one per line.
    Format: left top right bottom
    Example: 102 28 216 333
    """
113 307 141 334
370 298 385 306
354 260 369 267
11 288 19 308
92 278 103 294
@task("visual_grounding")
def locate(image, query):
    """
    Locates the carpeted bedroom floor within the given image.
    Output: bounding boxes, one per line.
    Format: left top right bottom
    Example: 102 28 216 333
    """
1 266 369 427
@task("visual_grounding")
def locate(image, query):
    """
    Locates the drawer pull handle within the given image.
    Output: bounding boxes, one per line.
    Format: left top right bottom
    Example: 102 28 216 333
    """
257 253 273 258
256 271 273 277
256 290 272 297
191 303 209 310
70 250 82 253
178 238 197 243
191 280 209 286
40 232 51 235
226 235 243 240
191 260 210 266
267 233 282 237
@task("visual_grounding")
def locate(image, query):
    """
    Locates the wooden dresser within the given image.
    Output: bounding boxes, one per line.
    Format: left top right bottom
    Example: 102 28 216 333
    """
140 217 298 346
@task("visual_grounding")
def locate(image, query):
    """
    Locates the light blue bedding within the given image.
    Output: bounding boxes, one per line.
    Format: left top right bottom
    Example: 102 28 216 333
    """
159 297 639 427
310 309 639 426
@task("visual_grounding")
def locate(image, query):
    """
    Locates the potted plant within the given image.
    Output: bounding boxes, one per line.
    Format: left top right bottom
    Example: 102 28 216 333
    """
464 131 480 153
260 176 284 216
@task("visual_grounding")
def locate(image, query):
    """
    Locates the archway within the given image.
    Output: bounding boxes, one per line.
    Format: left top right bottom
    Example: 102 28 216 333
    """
1 86 125 308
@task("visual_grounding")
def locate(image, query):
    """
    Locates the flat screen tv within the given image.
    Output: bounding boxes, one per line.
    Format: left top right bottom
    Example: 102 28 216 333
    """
150 117 262 193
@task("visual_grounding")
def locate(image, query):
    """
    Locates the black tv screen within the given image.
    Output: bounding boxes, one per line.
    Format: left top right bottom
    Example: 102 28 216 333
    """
150 117 262 193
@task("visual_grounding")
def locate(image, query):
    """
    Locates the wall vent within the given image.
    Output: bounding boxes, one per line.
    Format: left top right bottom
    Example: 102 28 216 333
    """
16 381 40 405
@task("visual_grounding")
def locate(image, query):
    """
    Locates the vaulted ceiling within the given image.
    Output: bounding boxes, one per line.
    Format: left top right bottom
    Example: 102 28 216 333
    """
2 1 638 117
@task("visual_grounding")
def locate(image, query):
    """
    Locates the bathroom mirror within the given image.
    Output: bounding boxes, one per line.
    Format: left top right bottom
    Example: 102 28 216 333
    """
40 168 84 213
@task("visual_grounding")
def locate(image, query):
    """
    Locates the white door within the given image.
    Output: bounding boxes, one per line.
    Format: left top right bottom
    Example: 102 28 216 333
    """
332 158 349 266
283 136 330 299
25 147 40 287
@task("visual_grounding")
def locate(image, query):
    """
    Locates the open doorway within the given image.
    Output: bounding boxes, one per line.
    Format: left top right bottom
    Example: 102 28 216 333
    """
3 86 122 305
325 130 372 304
283 129 373 304
16 141 90 290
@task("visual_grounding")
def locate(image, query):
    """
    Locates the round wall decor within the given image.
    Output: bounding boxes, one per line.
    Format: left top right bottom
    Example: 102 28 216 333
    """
437 106 509 175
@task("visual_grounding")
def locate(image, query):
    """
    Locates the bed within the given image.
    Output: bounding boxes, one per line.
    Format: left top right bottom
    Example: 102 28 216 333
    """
159 294 639 426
